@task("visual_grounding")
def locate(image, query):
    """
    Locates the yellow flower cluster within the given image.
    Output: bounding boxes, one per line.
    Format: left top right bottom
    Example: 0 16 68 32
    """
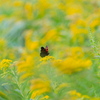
68 90 90 100
66 47 84 58
40 56 55 62
31 78 51 99
17 55 35 80
41 29 58 45
41 95 49 100
0 59 12 72
68 90 100 100
53 47 92 74
13 1 23 7
70 19 88 43
54 57 92 74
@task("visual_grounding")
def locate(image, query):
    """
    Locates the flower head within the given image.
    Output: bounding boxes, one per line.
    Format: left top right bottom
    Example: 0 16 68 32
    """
0 59 12 72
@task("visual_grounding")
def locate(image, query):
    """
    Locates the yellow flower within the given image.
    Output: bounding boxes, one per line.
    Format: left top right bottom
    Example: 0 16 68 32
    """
20 73 33 81
86 15 100 32
17 55 34 80
90 18 100 31
68 90 90 100
26 41 39 50
31 90 39 99
24 2 33 19
40 56 55 62
54 57 92 74
25 2 32 12
66 4 82 15
31 78 51 99
58 3 66 11
70 19 88 43
71 47 84 58
69 90 81 97
13 1 23 7
0 59 12 72
41 29 57 44
41 95 49 100
91 97 100 100
76 19 87 27
35 0 51 15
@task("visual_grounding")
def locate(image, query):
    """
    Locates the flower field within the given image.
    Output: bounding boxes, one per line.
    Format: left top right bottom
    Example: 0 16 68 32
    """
0 0 100 100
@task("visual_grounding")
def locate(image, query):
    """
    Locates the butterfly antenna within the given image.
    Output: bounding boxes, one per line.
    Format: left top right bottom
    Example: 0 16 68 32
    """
46 46 48 49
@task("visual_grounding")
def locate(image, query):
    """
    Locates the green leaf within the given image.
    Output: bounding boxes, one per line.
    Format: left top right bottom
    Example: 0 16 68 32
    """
27 90 33 100
22 79 29 93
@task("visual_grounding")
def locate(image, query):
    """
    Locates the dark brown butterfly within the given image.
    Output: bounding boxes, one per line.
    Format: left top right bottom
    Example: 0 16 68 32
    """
40 46 49 57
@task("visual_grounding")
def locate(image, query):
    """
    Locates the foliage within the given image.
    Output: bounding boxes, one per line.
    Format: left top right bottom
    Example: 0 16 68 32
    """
0 0 100 100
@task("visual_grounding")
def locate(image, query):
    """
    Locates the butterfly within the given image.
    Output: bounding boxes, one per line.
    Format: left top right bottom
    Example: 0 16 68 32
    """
40 46 49 57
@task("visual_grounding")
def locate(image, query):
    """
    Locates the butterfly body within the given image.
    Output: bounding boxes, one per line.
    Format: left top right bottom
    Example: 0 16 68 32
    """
40 46 49 57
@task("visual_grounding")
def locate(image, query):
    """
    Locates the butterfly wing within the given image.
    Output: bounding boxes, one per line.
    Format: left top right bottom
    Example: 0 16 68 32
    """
40 46 49 57
45 46 48 53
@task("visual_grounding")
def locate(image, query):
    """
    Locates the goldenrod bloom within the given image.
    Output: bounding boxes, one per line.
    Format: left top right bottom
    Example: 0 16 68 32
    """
0 59 12 72
24 2 33 19
68 90 90 100
41 95 49 100
17 55 34 80
40 56 55 62
31 78 51 99
53 57 92 74
13 1 23 7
